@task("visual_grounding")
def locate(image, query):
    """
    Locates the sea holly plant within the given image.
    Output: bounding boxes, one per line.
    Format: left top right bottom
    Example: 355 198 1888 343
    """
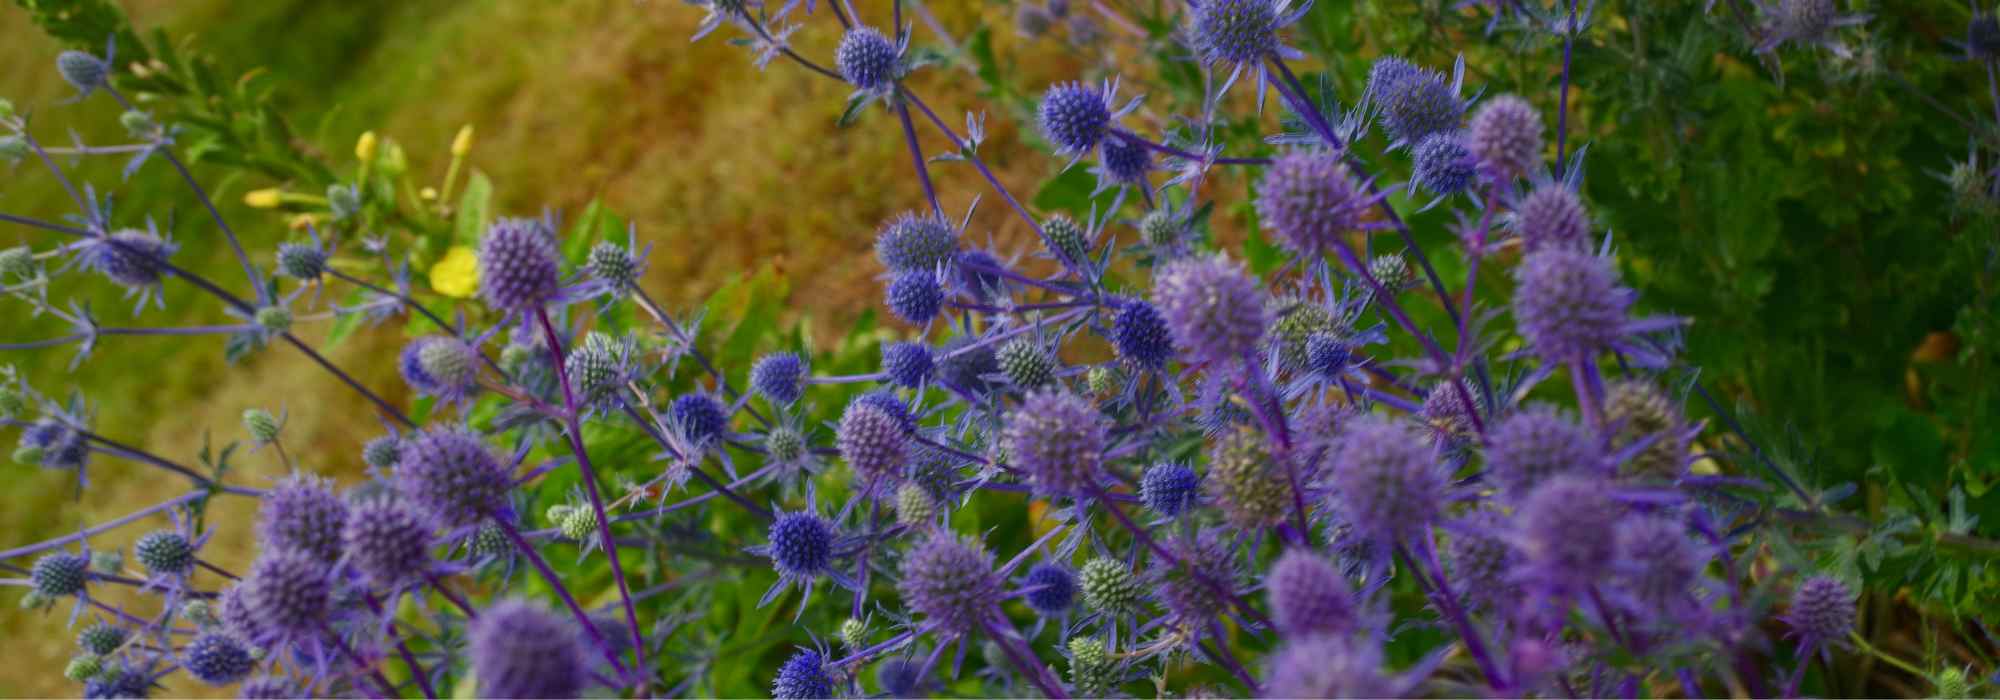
2 0 1998 699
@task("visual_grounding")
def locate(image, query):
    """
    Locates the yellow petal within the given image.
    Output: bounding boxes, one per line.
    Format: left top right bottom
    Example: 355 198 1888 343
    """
243 188 284 209
451 125 475 157
355 131 378 163
429 245 480 299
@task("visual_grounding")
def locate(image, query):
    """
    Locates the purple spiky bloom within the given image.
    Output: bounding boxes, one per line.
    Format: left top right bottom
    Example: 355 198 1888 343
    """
399 336 478 403
1256 152 1371 256
1022 562 1077 615
1445 506 1516 611
1157 529 1236 627
31 552 88 598
361 435 402 470
469 599 588 699
83 669 151 699
764 511 836 580
1267 549 1357 637
398 337 443 395
954 249 1008 299
1140 462 1200 517
182 632 254 686
256 474 348 565
1783 575 1856 645
1611 515 1704 618
875 212 959 274
78 622 126 655
1468 95 1544 181
80 230 176 290
1039 81 1112 155
836 27 898 93
342 498 436 590
133 531 193 577
898 533 1002 636
275 242 328 280
1190 0 1282 65
1513 475 1626 595
1002 389 1108 497
856 389 914 430
1412 132 1476 196
1513 248 1632 365
1484 404 1601 495
1261 634 1393 699
477 216 562 312
56 50 109 93
671 392 729 447
885 270 944 325
1369 56 1463 146
1421 383 1472 437
837 398 907 484
751 352 808 405
1327 415 1448 546
1099 133 1152 186
1113 300 1175 369
882 341 934 388
1154 254 1268 366
773 649 836 700
1513 186 1591 252
239 548 331 647
937 335 1000 394
395 428 512 530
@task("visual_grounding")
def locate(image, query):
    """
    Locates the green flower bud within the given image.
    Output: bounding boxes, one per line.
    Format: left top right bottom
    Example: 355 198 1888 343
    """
1078 557 1141 615
0 245 34 280
118 110 155 138
558 506 599 544
14 445 46 465
1067 637 1117 697
894 482 938 529
0 136 28 163
254 306 293 336
182 599 217 627
838 617 867 649
242 409 280 444
997 338 1055 389
0 387 26 418
64 654 104 682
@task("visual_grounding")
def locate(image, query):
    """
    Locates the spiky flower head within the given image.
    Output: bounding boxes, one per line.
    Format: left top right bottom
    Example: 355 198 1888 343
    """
1468 95 1544 181
133 531 193 578
1190 0 1283 65
1784 575 1856 645
1205 428 1288 529
1267 549 1357 637
1368 254 1415 293
897 533 1002 635
1513 475 1626 593
1607 380 1686 480
1141 462 1201 518
1445 507 1516 611
342 498 436 590
954 249 1008 299
239 548 331 644
77 623 125 655
895 481 938 528
1484 404 1600 495
418 336 481 401
1042 213 1091 267
1327 415 1448 545
1513 248 1632 364
1776 0 1836 38
1003 389 1108 497
182 632 254 686
773 649 836 700
56 50 109 94
836 27 899 93
1139 209 1188 251
182 599 216 626
469 599 588 699
361 435 402 470
1412 133 1476 195
876 657 926 697
563 508 604 547
765 425 808 468
1257 152 1371 256
275 243 328 280
1099 133 1153 186
1420 382 1472 438
242 409 280 444
64 654 103 683
469 524 510 560
671 393 729 447
1023 563 1077 616
997 338 1057 389
1261 634 1393 699
585 240 638 292
875 213 959 274
937 335 1000 395
751 352 808 405
395 428 512 530
1611 515 1704 616
1156 529 1236 626
81 230 177 290
477 216 562 312
765 512 836 580
881 341 934 388
1039 82 1112 156
1933 668 1974 699
1113 301 1174 370
839 618 868 649
257 474 347 564
566 331 631 410
82 668 151 699
1068 637 1118 697
837 397 907 484
1368 56 1464 146
1513 186 1590 252
1085 365 1121 397
885 270 944 325
1154 254 1268 366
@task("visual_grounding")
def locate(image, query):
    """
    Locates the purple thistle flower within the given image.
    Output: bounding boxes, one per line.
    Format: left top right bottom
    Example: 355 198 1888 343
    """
671 392 729 447
1326 415 1449 546
395 427 513 530
1412 132 1477 196
256 473 349 565
1001 389 1108 497
1022 562 1077 616
408 336 480 404
885 270 945 326
937 335 1001 395
837 397 907 485
77 622 126 655
566 331 635 412
881 341 935 388
1140 462 1201 518
1256 152 1375 256
897 533 1002 636
1260 634 1395 699
361 434 403 470
31 552 89 598
751 352 808 405
1512 185 1591 252
1153 254 1268 366
237 548 332 649
133 530 194 578
1512 248 1632 365
753 509 840 592
1097 132 1153 188
275 241 329 280
1420 382 1472 438
77 229 176 306
1266 549 1358 637
182 632 254 686
1445 506 1516 612
856 389 915 430
1483 404 1601 495
82 668 152 699
1610 514 1706 619
1783 575 1856 646
1205 428 1290 529
468 598 589 699
398 337 443 395
1039 81 1113 156
1468 95 1544 181
1189 0 1298 66
56 50 110 95
836 26 899 94
1113 300 1175 370
773 648 836 700
875 212 960 274
1368 56 1465 147
341 498 436 590
477 216 563 312
1156 528 1237 628
1512 474 1626 597
237 676 296 699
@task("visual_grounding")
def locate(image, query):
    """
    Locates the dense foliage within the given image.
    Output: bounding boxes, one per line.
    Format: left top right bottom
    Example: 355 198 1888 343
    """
1 0 1996 697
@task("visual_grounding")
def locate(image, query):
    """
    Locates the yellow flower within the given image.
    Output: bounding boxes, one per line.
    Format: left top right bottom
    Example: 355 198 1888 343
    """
355 131 378 163
451 125 475 157
429 245 480 299
243 188 284 209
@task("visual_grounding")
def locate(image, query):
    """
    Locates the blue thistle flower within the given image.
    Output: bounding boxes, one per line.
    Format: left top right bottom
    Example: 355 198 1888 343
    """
342 498 436 590
1002 389 1108 497
837 26 900 94
361 435 403 470
875 656 927 697
1468 95 1543 181
881 341 934 388
1113 301 1175 370
1304 332 1353 379
875 212 960 274
256 474 348 565
1256 152 1379 256
398 337 444 396
56 50 109 95
1039 82 1113 156
1267 549 1358 637
275 242 328 280
1097 132 1152 188
773 649 836 700
1368 56 1465 147
1140 462 1200 518
1512 248 1632 365
1512 185 1591 252
133 531 193 578
1022 562 1077 616
1445 506 1516 612
897 533 1002 636
394 428 513 530
82 668 151 699
751 352 808 405
238 548 332 649
953 249 1009 299
585 232 648 294
1153 254 1268 366
77 622 125 655
1783 575 1856 646
1610 515 1705 619
182 632 254 686
837 397 907 485
477 216 563 312
884 270 944 326
1411 132 1476 196
1483 404 1601 495
416 336 481 404
1189 0 1303 66
566 331 634 412
1261 634 1396 699
469 599 588 699
856 389 915 430
936 335 1000 395
77 230 176 308
671 392 730 447
1512 475 1626 597
747 498 857 609
1326 415 1448 546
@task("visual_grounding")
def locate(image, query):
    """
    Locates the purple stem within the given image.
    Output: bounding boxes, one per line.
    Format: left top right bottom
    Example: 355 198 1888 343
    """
490 515 632 677
1555 0 1580 177
104 85 263 303
1109 127 1271 165
980 617 1070 698
894 100 945 218
364 593 438 699
1406 537 1509 691
900 89 1062 253
318 621 396 699
424 572 477 619
1087 482 1271 627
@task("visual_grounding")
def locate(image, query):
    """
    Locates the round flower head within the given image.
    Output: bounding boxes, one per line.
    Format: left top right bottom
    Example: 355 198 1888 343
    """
1078 557 1143 615
395 428 512 530
398 337 444 396
1445 506 1516 611
1412 132 1476 196
566 331 631 410
1267 549 1357 637
1043 214 1091 267
837 397 907 484
57 50 109 93
1468 95 1544 181
1141 462 1201 518
1513 474 1626 594
239 548 332 646
1190 0 1285 65
1154 254 1269 366
81 229 176 291
1113 301 1175 369
1369 254 1416 293
77 622 125 655
361 435 402 470
83 669 151 699
1302 333 1355 380
1156 529 1237 627
1261 634 1393 699
773 649 836 700
182 632 254 686
1067 637 1118 697
875 657 927 697
1205 428 1289 529
477 216 562 312
836 26 899 93
1513 185 1591 252
585 240 639 292
133 531 193 577
1420 382 1472 438
469 598 588 699
65 655 103 683
1607 379 1687 480
875 212 959 274
1002 389 1108 497
898 533 1002 635
1368 56 1465 147
416 337 480 402
881 341 934 388
1098 133 1152 187
937 335 1001 395
257 473 348 565
275 242 328 280
1784 575 1856 645
885 270 944 326
1611 514 1705 617
997 338 1057 389
763 511 836 581
342 498 436 590
895 481 939 528
751 352 807 405
1256 152 1372 256
1327 415 1448 546
1484 404 1601 495
1022 562 1077 616
954 249 1008 299
1039 82 1112 156
1140 208 1189 252
1513 248 1633 364
671 392 729 447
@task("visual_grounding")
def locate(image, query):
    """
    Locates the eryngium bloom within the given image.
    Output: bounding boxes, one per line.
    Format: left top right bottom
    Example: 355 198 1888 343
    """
764 511 836 580
937 335 1001 394
875 212 959 274
881 341 934 388
1512 248 1632 364
1156 529 1237 626
78 622 126 655
1368 56 1464 147
670 393 729 447
1078 557 1142 615
275 242 328 280
239 549 332 646
1327 415 1448 546
477 216 562 312
1412 132 1476 196
31 552 88 597
469 599 588 699
1512 185 1591 252
395 428 512 530
1784 575 1856 645
1261 634 1394 698
1153 254 1269 366
134 531 194 577
836 27 899 93
80 229 176 290
1038 82 1112 156
1205 428 1289 529
773 649 836 700
1512 474 1626 595
566 331 631 410
898 533 1002 636
56 50 109 93
1140 462 1200 517
1189 0 1286 65
1483 404 1601 495
837 398 907 484
1610 514 1705 618
1446 507 1517 611
585 240 638 292
342 498 436 590
1267 549 1357 637
1468 95 1544 181
1256 152 1372 255
751 352 808 405
1098 133 1152 186
1113 300 1175 369
257 474 349 564
997 338 1056 388
885 270 944 325
1001 389 1108 497
182 632 254 686
362 435 402 469
1022 562 1077 616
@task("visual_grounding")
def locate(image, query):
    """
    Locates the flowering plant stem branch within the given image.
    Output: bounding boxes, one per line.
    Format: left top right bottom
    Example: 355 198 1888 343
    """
363 593 438 699
490 515 632 677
